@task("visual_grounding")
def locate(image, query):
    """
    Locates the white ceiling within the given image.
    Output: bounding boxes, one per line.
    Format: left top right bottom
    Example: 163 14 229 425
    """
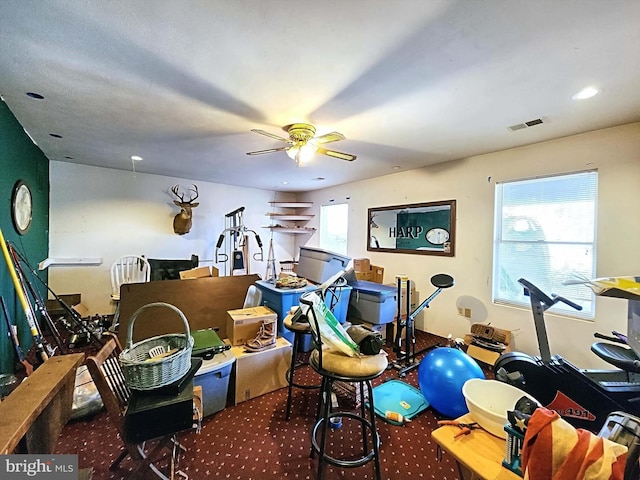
1 1 639 192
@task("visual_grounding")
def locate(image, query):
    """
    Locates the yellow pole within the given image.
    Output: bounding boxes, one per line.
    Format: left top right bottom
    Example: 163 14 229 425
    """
0 227 48 362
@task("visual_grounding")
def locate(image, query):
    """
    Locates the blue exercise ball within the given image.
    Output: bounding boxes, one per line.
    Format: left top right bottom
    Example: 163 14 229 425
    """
418 347 485 418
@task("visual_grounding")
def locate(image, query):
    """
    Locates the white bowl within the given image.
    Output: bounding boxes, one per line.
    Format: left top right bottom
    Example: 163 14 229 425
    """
462 378 538 439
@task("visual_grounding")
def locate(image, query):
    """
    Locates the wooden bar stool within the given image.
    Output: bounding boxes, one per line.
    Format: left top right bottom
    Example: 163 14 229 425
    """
300 288 388 480
284 309 321 420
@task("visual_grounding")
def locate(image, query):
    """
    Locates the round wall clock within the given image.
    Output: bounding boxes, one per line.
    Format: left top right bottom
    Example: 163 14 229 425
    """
11 180 33 235
426 227 449 245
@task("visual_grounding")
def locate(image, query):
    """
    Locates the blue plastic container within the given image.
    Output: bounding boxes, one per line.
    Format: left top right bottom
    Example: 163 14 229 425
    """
348 281 398 324
255 280 352 346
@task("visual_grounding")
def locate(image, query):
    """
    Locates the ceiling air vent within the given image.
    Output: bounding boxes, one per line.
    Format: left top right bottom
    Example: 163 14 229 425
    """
508 118 544 131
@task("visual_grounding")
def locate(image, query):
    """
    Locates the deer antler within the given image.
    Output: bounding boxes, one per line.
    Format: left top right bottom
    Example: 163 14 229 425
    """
171 184 185 202
188 184 199 202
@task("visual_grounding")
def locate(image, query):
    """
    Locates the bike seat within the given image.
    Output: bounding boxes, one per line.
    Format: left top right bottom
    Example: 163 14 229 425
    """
591 342 640 373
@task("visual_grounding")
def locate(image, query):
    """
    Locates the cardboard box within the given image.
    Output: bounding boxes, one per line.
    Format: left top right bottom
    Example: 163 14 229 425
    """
355 270 373 281
370 265 384 284
226 306 277 346
72 303 90 319
387 283 418 315
353 258 370 272
46 294 81 319
179 265 220 279
231 337 292 405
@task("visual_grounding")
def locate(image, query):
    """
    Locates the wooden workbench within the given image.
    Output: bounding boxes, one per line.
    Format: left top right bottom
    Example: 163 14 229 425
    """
0 353 84 454
431 413 521 480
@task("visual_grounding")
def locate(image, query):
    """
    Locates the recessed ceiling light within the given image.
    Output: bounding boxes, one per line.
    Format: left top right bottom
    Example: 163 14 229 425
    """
49 133 63 138
281 181 289 185
572 87 599 100
392 166 401 170
26 92 44 99
312 177 325 181
65 156 74 160
130 155 143 161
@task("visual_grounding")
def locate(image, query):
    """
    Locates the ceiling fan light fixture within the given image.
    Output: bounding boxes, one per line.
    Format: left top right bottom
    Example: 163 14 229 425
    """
285 145 299 160
286 141 317 165
248 123 355 163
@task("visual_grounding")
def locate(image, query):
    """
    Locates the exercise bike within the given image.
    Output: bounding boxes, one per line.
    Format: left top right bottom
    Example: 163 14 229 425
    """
495 278 640 432
391 273 455 376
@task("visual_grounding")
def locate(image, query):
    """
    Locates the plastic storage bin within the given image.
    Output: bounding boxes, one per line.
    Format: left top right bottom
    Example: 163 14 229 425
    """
255 280 352 346
193 350 235 417
348 281 397 324
296 246 351 284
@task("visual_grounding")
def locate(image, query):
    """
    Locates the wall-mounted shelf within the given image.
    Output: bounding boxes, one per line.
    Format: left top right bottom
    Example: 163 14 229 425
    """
268 202 313 208
266 226 316 234
38 257 103 270
265 202 315 234
266 213 314 221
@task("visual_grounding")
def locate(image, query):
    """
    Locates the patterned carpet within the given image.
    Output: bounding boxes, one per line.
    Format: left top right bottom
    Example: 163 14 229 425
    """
55 331 491 479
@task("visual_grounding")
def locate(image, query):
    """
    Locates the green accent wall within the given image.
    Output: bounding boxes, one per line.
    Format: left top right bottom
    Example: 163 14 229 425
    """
0 99 49 374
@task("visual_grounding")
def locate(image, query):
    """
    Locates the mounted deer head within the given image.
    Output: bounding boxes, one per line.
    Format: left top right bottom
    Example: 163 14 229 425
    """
171 184 199 235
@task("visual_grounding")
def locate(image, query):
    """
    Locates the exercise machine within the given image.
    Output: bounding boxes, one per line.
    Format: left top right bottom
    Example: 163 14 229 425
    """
391 273 455 376
495 278 640 432
215 207 263 276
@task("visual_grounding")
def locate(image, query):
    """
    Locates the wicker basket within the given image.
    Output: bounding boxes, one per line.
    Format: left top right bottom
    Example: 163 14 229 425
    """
119 302 194 390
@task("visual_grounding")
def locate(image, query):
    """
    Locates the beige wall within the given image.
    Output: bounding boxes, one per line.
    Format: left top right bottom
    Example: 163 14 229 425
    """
48 163 296 313
300 123 640 369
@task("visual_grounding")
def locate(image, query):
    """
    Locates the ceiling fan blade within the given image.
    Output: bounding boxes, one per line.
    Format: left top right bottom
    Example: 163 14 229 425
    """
314 131 346 144
317 147 357 161
250 129 291 143
246 146 288 156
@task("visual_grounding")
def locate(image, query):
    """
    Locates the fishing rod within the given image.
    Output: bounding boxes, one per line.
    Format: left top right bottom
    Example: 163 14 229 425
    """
9 243 105 348
6 244 57 358
1 296 34 375
8 243 65 354
0 227 48 364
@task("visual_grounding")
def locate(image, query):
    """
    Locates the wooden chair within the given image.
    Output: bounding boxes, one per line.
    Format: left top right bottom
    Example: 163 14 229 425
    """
85 335 186 479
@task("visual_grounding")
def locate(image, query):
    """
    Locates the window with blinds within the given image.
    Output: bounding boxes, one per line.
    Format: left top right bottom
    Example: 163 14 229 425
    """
492 170 598 318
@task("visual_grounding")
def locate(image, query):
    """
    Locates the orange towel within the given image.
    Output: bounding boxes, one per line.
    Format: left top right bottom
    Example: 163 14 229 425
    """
521 408 627 480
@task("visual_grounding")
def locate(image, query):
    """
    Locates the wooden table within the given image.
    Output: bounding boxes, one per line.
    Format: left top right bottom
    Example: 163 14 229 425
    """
431 413 521 480
0 353 84 454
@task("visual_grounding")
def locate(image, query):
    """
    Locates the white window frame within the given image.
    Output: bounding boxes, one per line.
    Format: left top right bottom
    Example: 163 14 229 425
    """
492 170 598 319
319 203 348 256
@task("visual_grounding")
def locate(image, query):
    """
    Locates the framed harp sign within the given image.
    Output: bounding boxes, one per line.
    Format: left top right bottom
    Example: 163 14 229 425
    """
367 200 456 256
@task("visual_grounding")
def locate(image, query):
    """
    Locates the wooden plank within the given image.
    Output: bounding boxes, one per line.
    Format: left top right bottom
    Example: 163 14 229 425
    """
431 413 520 480
263 227 316 234
118 274 261 344
265 214 314 220
267 202 312 208
0 353 84 454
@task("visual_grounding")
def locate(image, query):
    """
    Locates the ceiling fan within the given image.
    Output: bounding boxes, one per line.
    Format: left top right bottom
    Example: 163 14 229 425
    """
246 123 357 165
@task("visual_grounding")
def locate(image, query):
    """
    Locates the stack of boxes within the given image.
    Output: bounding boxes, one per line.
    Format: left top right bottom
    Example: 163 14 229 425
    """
353 258 384 283
193 304 292 415
225 305 292 405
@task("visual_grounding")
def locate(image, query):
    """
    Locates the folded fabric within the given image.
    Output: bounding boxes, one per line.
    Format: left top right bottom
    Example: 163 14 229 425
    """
522 407 627 480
